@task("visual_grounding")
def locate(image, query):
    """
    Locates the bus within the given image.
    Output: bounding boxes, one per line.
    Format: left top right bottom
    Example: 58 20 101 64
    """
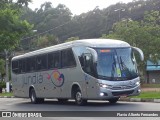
11 39 144 105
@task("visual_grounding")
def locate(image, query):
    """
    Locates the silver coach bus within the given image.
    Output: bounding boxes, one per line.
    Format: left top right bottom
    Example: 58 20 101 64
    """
11 39 144 105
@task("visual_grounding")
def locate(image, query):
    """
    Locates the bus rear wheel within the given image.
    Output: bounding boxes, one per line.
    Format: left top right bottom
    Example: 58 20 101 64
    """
74 89 87 106
30 89 37 104
108 98 119 104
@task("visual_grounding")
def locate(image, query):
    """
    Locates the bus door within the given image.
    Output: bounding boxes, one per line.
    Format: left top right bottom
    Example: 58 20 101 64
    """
81 52 98 98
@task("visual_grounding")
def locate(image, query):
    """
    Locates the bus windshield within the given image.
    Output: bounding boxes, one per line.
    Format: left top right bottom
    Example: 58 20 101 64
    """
95 48 138 81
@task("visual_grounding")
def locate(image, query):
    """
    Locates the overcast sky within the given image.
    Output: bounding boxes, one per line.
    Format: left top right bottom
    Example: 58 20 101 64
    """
29 0 133 15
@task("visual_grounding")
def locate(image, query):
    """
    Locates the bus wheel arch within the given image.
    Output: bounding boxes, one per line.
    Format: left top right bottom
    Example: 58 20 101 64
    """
71 84 87 106
71 84 80 99
29 86 38 104
29 86 44 104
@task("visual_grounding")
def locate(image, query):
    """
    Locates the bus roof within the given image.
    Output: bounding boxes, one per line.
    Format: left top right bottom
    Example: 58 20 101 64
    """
12 39 130 60
74 39 130 48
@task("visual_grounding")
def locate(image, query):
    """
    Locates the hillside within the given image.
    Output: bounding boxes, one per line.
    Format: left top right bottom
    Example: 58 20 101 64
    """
21 0 160 49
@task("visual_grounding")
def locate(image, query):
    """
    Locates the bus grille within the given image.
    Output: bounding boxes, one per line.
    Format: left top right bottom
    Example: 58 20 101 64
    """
112 90 134 96
111 85 135 90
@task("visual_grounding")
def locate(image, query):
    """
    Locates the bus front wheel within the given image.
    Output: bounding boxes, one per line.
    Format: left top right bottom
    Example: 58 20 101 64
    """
30 88 44 104
74 89 87 106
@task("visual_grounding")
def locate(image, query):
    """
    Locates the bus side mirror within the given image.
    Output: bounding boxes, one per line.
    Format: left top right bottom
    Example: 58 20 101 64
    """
132 47 144 61
86 47 98 63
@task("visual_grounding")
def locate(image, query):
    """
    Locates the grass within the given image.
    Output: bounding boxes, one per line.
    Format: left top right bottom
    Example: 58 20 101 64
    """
131 91 160 99
0 92 13 97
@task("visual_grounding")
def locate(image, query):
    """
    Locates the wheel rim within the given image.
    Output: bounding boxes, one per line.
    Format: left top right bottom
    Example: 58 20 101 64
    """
76 92 82 103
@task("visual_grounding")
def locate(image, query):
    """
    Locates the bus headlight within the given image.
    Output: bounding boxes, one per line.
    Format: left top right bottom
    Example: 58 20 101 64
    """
100 93 104 96
99 83 111 88
135 81 140 86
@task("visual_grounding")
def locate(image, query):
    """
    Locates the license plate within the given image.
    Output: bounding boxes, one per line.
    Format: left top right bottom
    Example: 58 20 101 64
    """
120 95 127 98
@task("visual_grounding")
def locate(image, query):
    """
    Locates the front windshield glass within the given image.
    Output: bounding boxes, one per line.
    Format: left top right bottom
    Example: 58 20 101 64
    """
96 48 138 81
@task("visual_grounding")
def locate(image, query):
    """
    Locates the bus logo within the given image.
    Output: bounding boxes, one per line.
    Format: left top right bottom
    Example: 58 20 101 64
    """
45 69 65 87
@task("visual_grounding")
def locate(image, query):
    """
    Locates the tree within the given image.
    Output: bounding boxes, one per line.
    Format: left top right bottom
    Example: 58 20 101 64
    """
0 59 5 78
0 0 33 52
16 0 32 7
20 0 160 45
40 2 52 11
65 37 79 42
30 34 59 49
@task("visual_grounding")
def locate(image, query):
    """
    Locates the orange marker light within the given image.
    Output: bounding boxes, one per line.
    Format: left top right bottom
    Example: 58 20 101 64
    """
100 49 111 53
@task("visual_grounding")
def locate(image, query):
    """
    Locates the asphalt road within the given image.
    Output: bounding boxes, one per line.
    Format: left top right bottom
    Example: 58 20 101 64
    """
0 98 160 120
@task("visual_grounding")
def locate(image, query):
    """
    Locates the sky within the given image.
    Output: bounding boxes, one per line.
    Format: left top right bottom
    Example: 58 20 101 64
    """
29 0 134 15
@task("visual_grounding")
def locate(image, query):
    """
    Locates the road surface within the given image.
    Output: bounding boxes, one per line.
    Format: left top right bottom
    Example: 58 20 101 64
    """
0 98 159 120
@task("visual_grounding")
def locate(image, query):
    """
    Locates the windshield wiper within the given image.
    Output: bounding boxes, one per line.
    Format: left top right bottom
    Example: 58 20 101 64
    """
119 56 132 78
111 56 116 80
98 75 112 80
119 56 126 69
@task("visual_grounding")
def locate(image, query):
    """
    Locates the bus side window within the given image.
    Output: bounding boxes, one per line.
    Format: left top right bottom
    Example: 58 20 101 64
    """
61 49 76 68
48 52 60 69
54 53 60 68
19 59 25 73
12 60 19 74
26 57 36 72
31 58 36 71
36 54 47 70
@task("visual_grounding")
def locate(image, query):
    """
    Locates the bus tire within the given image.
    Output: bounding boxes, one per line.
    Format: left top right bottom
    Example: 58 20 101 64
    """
30 88 38 104
74 89 87 106
108 98 119 104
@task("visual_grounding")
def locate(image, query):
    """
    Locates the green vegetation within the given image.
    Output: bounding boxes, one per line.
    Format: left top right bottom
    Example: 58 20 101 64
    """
1 0 160 53
0 81 5 88
65 37 79 42
0 0 33 81
0 59 5 78
0 0 33 52
131 91 160 99
0 92 13 97
0 81 6 93
21 0 160 49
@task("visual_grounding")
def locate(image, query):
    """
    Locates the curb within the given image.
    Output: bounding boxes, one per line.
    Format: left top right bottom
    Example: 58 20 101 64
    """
0 96 15 98
119 97 160 103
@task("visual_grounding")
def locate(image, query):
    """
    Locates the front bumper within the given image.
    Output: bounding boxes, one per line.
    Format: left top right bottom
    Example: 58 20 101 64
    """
97 85 141 100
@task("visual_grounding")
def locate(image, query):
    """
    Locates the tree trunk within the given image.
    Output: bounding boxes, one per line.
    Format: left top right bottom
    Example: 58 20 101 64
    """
0 88 2 93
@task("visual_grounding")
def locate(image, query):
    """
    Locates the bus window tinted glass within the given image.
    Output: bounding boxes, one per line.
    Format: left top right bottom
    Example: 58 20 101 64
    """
26 57 36 72
12 61 19 74
48 52 60 69
73 46 96 77
19 59 25 73
36 54 47 70
61 49 76 68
